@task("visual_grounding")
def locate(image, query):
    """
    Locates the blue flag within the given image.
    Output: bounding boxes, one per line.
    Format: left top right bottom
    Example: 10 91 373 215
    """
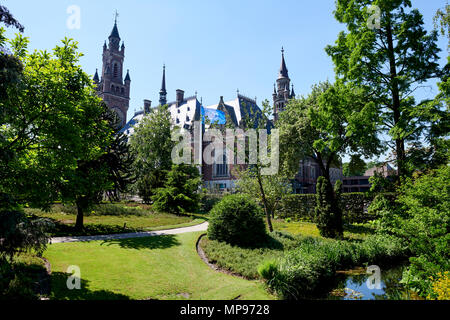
201 106 226 125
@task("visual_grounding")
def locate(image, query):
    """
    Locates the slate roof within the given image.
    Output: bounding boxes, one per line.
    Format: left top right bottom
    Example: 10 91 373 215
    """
121 93 271 137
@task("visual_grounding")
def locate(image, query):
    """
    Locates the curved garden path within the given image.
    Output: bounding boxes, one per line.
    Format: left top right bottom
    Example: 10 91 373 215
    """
51 221 209 244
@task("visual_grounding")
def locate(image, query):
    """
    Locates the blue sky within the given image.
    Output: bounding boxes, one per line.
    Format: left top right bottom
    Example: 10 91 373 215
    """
3 0 448 162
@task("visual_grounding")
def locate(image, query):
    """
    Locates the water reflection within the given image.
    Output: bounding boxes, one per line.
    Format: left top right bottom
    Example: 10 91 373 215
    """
328 264 420 300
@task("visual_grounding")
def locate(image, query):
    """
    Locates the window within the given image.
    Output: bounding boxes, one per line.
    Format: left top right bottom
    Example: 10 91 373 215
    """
214 154 228 177
113 63 118 78
121 87 124 95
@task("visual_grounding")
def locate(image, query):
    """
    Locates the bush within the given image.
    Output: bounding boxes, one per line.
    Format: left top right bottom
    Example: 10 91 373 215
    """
199 193 222 214
0 194 53 262
207 194 267 247
152 164 201 214
375 166 450 298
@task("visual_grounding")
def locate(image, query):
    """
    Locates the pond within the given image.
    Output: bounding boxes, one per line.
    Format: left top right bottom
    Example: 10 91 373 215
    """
327 264 421 300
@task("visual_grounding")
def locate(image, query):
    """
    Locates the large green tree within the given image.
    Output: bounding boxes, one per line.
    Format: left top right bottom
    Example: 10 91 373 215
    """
129 105 174 203
278 81 380 237
326 0 442 178
0 31 122 232
278 81 381 182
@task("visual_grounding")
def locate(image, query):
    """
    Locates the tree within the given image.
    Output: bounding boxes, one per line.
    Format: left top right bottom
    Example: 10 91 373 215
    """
234 100 280 232
0 34 111 208
61 106 136 231
326 0 442 178
278 81 380 236
434 3 450 49
0 5 24 32
100 109 136 202
152 164 201 214
376 165 450 297
279 81 381 183
236 166 291 220
129 105 174 203
343 155 368 176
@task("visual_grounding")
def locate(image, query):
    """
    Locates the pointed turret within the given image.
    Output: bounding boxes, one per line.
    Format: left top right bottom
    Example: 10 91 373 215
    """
108 18 121 51
109 21 121 40
290 84 295 99
124 69 131 82
278 47 289 79
159 65 167 106
93 69 99 83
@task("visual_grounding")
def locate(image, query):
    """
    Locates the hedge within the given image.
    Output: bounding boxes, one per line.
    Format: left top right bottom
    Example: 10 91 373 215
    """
278 193 376 224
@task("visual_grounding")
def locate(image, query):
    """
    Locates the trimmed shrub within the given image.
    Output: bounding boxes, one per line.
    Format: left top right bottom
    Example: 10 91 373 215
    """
207 194 267 247
315 177 343 239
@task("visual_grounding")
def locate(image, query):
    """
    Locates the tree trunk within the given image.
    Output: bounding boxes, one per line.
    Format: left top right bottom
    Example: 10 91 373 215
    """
386 16 406 179
75 198 84 231
256 165 273 232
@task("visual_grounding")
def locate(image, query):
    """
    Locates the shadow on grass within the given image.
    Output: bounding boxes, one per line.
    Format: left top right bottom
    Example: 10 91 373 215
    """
344 224 375 236
50 272 130 300
100 234 181 250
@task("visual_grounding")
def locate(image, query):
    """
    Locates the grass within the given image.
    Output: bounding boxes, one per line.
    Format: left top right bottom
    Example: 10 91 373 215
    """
44 232 274 300
25 203 207 237
200 232 301 279
200 219 377 281
273 219 375 240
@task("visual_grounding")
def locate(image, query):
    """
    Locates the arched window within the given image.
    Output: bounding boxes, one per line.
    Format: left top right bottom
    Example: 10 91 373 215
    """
113 63 118 78
121 87 124 95
111 85 115 92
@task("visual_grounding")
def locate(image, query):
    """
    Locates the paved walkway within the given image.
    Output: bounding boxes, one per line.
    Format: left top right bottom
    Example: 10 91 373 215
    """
51 221 209 244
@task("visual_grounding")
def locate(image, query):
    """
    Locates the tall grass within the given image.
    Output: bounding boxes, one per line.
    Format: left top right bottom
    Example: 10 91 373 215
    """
258 235 409 299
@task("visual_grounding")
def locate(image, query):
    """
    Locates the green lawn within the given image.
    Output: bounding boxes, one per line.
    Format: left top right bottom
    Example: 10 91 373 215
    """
26 204 207 236
273 219 375 240
44 232 273 300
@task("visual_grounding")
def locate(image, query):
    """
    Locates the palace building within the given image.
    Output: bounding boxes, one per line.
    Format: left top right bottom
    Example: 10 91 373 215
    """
94 20 342 193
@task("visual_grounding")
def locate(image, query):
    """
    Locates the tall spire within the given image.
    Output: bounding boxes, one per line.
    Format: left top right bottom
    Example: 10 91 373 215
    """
159 64 167 106
109 22 120 40
109 10 120 39
290 84 295 98
278 46 289 79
